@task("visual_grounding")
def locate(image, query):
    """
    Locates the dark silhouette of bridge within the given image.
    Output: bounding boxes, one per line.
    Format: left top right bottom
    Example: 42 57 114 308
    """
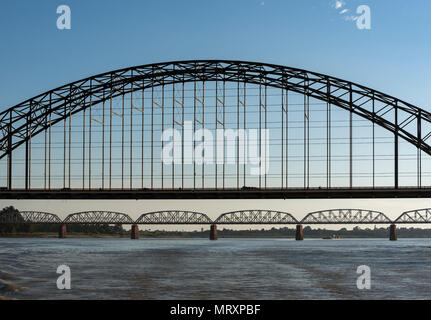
2 208 431 241
1 60 431 199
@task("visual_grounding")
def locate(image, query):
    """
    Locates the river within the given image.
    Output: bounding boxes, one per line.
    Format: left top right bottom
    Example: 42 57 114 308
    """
1 237 430 299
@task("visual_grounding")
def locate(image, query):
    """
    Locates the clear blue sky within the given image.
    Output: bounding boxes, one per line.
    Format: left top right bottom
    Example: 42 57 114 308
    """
0 0 430 109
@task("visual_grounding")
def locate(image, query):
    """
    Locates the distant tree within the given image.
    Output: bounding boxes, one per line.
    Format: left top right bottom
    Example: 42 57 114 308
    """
0 206 26 234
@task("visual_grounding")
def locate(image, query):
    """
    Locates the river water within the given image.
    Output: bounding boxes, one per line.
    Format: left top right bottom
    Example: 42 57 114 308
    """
0 237 430 299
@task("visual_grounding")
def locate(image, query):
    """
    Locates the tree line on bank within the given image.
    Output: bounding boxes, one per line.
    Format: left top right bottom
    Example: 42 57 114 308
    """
2 206 431 237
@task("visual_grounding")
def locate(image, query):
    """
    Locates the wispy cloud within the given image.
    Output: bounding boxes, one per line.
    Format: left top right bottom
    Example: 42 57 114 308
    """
344 15 358 21
334 0 345 9
340 9 349 15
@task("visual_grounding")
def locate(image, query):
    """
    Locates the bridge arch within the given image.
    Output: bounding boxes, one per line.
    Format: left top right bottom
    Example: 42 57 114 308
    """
2 60 429 158
19 211 63 224
0 210 62 224
300 208 392 224
63 211 134 224
215 209 298 224
1 60 429 193
135 210 213 224
395 208 431 223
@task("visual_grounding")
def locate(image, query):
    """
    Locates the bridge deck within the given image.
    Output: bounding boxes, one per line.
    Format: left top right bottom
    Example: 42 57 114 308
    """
1 187 431 199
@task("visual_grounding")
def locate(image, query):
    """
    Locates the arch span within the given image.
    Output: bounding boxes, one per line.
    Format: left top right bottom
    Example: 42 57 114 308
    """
135 210 213 224
300 209 392 224
1 60 430 196
19 211 62 224
395 208 431 223
2 60 430 159
63 211 134 224
0 210 61 224
215 209 298 224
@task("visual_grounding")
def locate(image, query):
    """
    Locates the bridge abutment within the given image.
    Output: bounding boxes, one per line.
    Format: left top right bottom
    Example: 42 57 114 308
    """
131 224 139 239
210 224 218 240
295 224 304 240
389 224 397 241
58 224 66 238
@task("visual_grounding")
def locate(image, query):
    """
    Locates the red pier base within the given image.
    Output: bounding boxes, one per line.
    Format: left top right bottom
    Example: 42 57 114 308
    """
295 224 304 241
58 224 66 238
131 224 139 239
389 224 397 241
210 224 218 240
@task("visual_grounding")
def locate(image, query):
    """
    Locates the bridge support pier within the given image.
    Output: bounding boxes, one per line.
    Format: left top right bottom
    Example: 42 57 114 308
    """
131 224 139 239
210 224 218 240
58 224 66 238
389 224 397 241
295 224 304 241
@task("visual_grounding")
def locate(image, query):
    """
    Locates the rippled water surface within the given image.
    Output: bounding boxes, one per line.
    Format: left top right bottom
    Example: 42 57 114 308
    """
1 237 431 299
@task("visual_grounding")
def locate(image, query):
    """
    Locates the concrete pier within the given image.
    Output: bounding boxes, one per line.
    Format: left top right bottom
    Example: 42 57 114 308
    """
210 224 218 240
131 224 139 239
295 224 304 240
58 224 66 238
389 224 397 241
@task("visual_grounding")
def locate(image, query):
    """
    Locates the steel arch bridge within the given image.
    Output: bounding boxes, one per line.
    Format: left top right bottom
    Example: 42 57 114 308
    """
1 60 431 199
300 209 392 224
135 211 213 224
3 208 431 225
63 211 134 224
215 210 298 224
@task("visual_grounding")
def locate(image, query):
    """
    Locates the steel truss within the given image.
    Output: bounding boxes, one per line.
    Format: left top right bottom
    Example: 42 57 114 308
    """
0 60 430 196
215 209 298 224
395 208 431 223
135 210 212 224
3 208 431 225
63 211 134 224
300 209 392 224
135 211 213 224
0 210 62 224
